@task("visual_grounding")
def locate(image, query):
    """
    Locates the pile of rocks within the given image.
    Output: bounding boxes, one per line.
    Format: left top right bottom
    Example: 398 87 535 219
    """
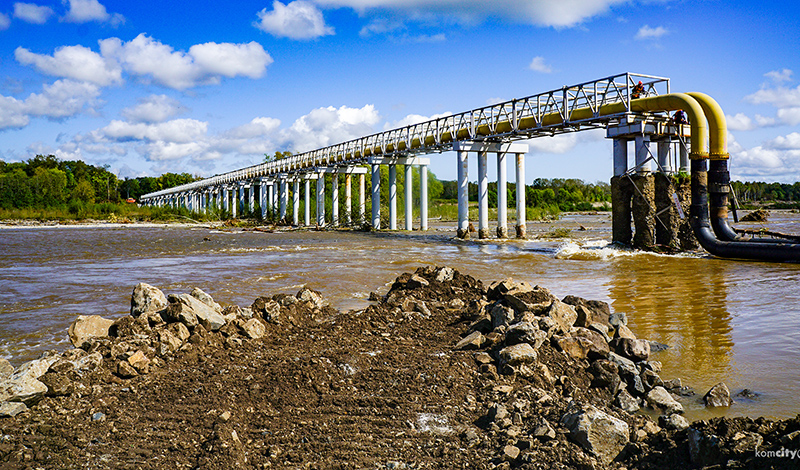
0 282 331 418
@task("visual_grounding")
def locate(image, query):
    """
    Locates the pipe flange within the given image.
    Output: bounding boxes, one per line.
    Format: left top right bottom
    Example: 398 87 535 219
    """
689 151 710 160
709 152 730 160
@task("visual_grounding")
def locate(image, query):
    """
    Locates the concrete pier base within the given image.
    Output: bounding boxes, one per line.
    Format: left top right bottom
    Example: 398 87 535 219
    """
655 173 680 249
611 176 633 245
631 174 655 249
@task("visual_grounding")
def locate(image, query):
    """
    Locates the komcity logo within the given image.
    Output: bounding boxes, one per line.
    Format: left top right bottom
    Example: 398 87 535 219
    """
755 447 798 459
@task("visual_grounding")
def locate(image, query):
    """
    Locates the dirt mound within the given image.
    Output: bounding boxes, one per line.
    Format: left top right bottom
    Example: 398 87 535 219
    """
0 267 797 469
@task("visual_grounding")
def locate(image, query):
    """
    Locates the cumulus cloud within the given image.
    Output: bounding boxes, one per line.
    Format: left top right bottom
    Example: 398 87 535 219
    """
0 12 11 30
13 2 55 24
62 0 124 25
15 45 122 86
120 95 188 123
100 34 273 90
765 68 793 83
730 132 800 181
635 24 668 40
529 56 553 73
254 0 334 40
0 79 101 129
226 117 282 139
100 119 208 143
314 0 627 28
281 104 380 152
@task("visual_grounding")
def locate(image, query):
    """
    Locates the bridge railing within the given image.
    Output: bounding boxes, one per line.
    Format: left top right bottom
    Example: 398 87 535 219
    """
141 72 669 200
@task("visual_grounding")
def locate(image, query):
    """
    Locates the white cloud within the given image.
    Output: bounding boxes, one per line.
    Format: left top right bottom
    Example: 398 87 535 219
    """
726 113 755 131
13 2 55 24
745 83 800 108
226 117 282 139
254 0 334 40
635 24 668 40
526 128 605 154
14 45 122 86
120 95 188 123
730 132 800 182
100 119 208 143
100 34 273 90
765 68 793 83
777 107 800 126
529 56 553 73
62 0 124 25
282 104 380 151
0 12 11 30
314 0 627 28
0 79 101 129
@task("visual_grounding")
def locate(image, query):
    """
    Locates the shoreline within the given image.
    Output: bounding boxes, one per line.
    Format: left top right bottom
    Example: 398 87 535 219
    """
0 267 797 468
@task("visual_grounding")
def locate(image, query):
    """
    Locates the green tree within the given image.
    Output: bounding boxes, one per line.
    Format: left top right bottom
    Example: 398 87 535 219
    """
71 179 96 203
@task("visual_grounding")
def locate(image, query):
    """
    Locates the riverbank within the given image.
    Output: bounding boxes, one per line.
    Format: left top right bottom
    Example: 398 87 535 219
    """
0 267 797 469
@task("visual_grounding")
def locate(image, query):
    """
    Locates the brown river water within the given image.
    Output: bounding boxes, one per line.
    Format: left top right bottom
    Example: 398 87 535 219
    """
1 212 799 421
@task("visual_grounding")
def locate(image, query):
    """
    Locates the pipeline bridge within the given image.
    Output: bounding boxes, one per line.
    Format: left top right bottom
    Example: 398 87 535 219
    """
140 72 800 262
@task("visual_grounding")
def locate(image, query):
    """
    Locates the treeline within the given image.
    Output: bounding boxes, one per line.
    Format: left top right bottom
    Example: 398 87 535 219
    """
440 177 611 212
0 155 198 210
731 181 800 204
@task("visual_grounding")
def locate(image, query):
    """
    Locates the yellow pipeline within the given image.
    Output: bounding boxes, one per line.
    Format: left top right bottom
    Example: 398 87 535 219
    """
686 92 729 159
360 92 709 161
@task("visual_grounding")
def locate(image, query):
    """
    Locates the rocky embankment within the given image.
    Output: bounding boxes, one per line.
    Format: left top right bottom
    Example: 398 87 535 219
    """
0 267 798 469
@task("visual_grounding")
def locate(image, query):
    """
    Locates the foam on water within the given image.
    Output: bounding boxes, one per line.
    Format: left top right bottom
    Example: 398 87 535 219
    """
554 239 699 261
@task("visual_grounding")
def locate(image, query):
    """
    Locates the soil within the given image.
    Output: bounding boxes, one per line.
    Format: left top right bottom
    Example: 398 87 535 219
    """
1 267 798 469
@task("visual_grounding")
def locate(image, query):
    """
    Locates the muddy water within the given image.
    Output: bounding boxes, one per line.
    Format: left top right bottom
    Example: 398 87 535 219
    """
1 212 799 421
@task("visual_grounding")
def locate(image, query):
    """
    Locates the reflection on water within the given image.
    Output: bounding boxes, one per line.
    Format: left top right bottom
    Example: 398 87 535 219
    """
0 217 799 421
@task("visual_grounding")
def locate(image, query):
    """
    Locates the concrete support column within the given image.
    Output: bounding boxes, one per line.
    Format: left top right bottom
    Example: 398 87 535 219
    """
279 177 287 221
388 164 397 230
359 174 366 224
657 140 671 173
267 184 274 219
404 164 413 231
248 183 255 213
515 153 526 238
632 174 655 248
497 152 508 238
232 185 239 218
371 164 381 229
420 164 428 231
477 151 489 239
332 173 339 227
259 182 268 219
222 186 229 213
635 134 652 174
292 180 300 226
679 137 690 173
613 139 628 176
304 179 311 226
457 150 469 238
611 176 633 245
345 173 352 226
316 173 325 226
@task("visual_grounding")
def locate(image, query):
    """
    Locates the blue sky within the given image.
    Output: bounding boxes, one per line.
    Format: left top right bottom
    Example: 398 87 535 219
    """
1 0 799 184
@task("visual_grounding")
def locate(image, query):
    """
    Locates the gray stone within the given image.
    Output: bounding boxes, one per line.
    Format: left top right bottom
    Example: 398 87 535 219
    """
251 297 281 323
487 278 533 300
614 323 637 340
168 322 191 342
703 382 733 407
572 327 610 359
158 329 183 355
454 331 484 350
614 338 650 361
190 287 222 313
505 322 546 349
39 372 73 397
659 413 689 431
663 378 682 390
732 431 763 454
532 420 557 440
608 311 628 328
501 445 520 462
615 389 640 413
645 386 683 414
562 296 612 329
117 360 138 378
490 303 515 329
555 336 593 360
561 405 630 464
688 428 722 466
297 287 327 309
545 300 578 334
0 355 57 405
489 403 509 422
590 360 620 393
498 343 538 367
73 352 103 373
607 352 637 376
537 317 559 338
588 323 612 343
0 358 13 380
130 283 167 317
434 267 455 282
68 315 114 349
166 293 225 331
406 274 429 289
0 401 28 418
239 318 266 340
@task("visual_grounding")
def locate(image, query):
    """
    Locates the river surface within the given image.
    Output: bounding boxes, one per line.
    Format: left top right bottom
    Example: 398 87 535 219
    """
1 212 799 421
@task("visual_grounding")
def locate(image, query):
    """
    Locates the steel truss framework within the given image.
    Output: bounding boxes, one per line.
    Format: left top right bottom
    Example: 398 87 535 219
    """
141 72 669 202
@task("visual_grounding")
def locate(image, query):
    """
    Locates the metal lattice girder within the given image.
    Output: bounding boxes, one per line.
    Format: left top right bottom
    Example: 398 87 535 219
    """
141 72 669 201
